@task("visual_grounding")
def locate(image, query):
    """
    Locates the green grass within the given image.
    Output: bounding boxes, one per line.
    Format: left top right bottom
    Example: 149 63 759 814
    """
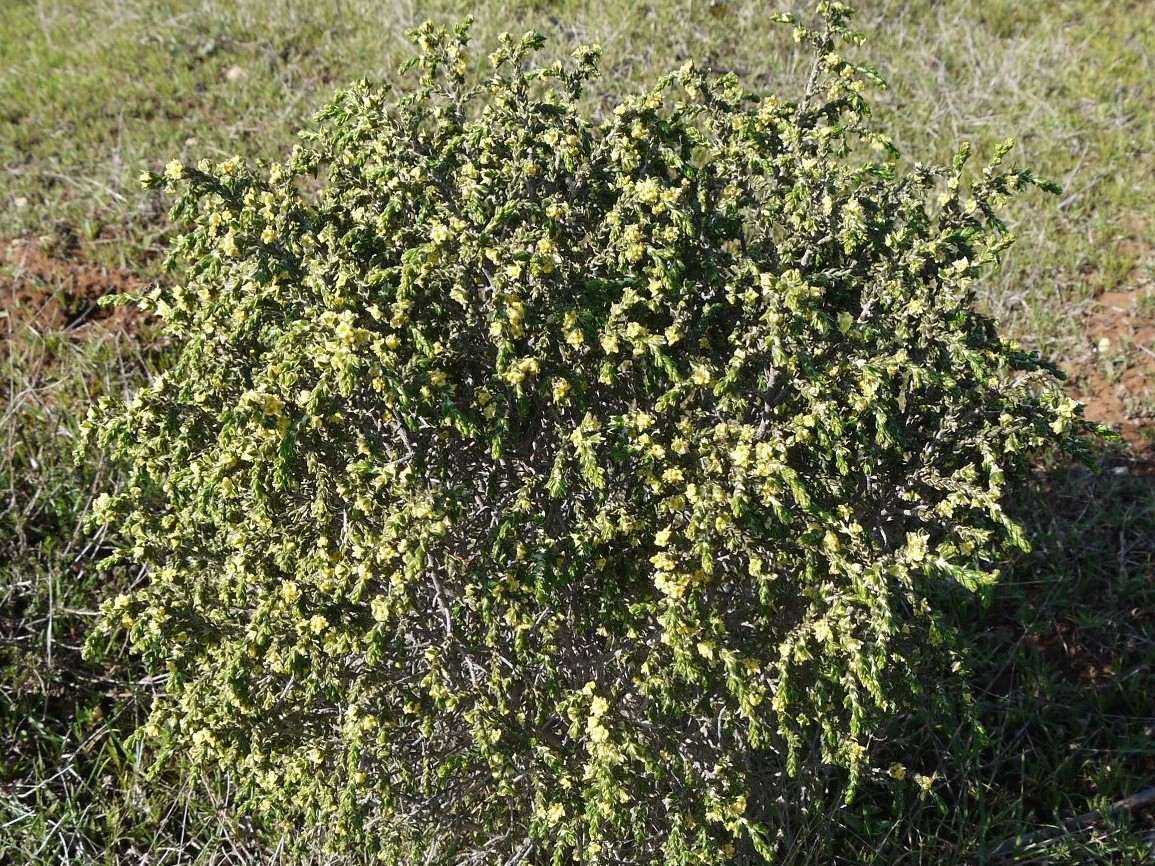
2 0 1154 862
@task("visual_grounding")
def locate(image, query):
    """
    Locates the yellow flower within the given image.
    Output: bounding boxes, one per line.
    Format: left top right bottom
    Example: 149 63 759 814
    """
429 222 452 245
259 392 285 416
653 571 686 600
217 155 243 177
552 378 571 403
371 596 390 622
904 531 929 563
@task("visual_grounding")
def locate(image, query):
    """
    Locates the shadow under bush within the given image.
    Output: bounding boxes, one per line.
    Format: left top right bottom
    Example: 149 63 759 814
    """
845 445 1155 865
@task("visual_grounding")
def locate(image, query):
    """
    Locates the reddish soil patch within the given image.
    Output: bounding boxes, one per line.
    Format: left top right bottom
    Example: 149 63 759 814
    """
1063 264 1155 459
0 238 151 340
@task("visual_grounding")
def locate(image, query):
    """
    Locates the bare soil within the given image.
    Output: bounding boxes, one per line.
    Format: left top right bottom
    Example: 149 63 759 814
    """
0 238 151 341
1067 285 1155 448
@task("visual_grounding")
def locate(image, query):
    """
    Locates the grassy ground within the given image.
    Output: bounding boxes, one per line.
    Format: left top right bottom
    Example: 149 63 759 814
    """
1 0 1153 862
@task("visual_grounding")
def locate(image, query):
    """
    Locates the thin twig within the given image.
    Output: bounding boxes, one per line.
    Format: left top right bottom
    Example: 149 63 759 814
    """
988 784 1155 860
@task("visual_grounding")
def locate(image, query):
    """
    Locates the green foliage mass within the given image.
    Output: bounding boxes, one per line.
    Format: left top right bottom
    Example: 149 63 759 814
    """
83 5 1101 864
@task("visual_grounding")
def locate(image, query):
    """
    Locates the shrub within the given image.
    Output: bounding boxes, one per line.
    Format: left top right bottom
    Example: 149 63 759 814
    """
85 5 1100 864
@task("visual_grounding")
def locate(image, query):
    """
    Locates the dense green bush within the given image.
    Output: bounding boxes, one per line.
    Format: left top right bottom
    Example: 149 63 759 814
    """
85 4 1100 863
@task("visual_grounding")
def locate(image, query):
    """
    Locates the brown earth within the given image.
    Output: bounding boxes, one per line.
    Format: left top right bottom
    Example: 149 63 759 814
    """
1063 279 1155 462
0 238 151 341
1055 212 1155 460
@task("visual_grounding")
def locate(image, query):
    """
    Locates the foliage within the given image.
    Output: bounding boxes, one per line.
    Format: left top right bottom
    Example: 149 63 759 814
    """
84 5 1101 863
